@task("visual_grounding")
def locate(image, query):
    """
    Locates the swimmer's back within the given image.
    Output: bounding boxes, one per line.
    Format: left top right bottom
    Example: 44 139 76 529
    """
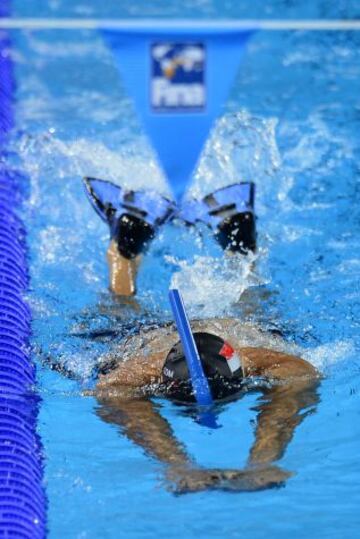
99 317 299 365
95 318 317 396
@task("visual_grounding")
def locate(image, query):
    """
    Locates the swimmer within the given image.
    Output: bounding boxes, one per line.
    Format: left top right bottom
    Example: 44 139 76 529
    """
83 178 256 296
81 179 317 493
92 317 320 494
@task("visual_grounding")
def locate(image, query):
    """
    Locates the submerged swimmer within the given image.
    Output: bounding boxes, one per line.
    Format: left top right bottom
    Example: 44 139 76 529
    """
92 317 320 494
83 178 256 296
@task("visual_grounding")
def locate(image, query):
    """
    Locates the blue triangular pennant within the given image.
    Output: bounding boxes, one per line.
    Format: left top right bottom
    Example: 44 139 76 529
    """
102 28 255 200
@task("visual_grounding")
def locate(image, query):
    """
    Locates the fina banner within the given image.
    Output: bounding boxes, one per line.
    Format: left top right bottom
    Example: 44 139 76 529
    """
102 28 254 200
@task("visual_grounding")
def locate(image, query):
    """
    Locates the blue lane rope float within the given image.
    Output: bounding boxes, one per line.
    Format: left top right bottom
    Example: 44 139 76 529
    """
0 3 46 537
168 289 213 406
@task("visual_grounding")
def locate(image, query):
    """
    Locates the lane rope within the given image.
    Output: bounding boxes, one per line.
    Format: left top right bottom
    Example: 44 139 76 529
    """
0 18 359 31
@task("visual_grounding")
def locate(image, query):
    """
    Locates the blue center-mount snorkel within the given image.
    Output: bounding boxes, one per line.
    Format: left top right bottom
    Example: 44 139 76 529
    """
169 289 219 428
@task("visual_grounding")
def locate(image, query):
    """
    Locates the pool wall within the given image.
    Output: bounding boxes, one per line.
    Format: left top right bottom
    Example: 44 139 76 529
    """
0 2 46 537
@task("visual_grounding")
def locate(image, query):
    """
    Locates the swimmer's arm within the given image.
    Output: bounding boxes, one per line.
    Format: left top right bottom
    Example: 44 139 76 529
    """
96 328 178 391
248 379 320 466
96 351 165 391
240 347 319 380
96 397 190 467
238 348 320 465
107 239 141 296
96 395 293 494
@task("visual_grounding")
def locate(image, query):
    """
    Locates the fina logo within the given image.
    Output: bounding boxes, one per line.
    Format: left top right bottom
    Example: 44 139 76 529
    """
151 42 206 112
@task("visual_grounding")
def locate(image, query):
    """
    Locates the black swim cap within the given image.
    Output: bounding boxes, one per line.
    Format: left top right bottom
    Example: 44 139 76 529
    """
162 332 244 402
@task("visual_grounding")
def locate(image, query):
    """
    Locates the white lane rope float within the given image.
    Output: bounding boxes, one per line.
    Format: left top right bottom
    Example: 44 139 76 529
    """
0 18 360 31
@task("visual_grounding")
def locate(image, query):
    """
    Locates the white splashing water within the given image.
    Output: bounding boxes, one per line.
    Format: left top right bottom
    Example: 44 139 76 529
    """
190 110 289 215
9 101 354 375
15 132 169 196
8 111 282 320
303 340 355 372
170 251 264 317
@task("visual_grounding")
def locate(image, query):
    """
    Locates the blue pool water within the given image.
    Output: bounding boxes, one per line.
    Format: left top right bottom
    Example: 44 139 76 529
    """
7 1 360 537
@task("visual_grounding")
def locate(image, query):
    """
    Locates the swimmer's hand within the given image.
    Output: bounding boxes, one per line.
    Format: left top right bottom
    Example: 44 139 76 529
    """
166 464 293 494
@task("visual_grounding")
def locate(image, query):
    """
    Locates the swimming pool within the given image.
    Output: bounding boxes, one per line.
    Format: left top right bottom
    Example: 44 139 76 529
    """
4 0 360 537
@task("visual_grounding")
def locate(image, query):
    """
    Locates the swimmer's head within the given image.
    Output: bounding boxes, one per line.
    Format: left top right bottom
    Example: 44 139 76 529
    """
162 332 244 402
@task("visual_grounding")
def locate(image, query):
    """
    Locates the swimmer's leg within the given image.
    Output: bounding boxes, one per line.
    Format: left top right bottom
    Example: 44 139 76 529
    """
107 239 141 296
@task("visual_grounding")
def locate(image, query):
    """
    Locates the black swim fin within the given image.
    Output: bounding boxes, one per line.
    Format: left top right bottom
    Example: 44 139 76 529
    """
83 177 176 259
178 182 257 254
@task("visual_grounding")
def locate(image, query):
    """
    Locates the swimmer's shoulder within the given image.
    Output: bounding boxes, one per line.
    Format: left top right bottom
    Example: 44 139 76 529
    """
240 347 319 381
195 318 319 381
96 321 178 377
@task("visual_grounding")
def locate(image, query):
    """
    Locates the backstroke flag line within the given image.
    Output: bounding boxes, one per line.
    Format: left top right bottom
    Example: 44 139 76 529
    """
102 27 255 200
